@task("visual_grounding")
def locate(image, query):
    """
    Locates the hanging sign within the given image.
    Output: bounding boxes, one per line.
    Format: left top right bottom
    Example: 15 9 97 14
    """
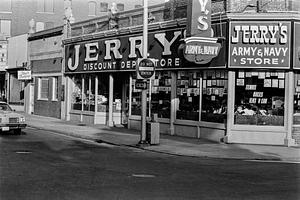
182 0 221 65
137 58 155 79
17 70 31 80
182 37 221 64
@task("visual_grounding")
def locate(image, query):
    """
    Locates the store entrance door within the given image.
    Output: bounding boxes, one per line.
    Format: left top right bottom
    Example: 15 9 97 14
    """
113 72 130 127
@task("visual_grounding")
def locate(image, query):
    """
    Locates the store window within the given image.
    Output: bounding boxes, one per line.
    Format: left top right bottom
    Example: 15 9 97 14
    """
151 71 171 118
294 72 300 124
97 74 109 112
38 77 49 100
0 0 11 12
71 75 82 110
100 2 108 12
37 0 54 13
88 1 97 16
52 77 58 101
131 74 142 115
83 75 95 111
201 70 227 123
176 71 200 121
234 70 285 126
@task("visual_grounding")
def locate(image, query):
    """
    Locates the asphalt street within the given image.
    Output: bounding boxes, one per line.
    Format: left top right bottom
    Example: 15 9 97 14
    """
0 127 299 200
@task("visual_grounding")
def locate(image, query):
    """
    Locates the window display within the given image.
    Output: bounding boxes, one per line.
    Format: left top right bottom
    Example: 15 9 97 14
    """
71 75 82 110
97 74 109 112
83 75 95 111
150 71 171 118
176 71 200 121
131 74 142 115
234 71 285 126
293 73 300 124
201 70 227 123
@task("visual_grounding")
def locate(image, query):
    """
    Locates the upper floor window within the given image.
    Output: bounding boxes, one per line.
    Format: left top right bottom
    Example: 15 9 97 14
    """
0 0 11 12
100 2 108 12
88 1 96 16
0 20 11 37
37 0 54 13
117 3 124 11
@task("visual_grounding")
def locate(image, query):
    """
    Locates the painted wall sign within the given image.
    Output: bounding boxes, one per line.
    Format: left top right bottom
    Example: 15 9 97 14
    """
65 29 183 73
186 0 212 37
182 37 221 64
229 21 291 69
294 22 300 69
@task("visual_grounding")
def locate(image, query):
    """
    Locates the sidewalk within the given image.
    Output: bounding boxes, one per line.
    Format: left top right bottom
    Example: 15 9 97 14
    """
21 113 300 162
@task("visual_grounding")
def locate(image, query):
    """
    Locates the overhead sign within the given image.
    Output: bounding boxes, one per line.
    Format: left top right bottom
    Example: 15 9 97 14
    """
186 0 212 37
182 37 221 64
229 21 291 69
17 70 31 80
137 58 155 79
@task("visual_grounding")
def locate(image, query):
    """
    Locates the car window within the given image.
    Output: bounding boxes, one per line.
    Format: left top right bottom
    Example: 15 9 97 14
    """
0 104 12 111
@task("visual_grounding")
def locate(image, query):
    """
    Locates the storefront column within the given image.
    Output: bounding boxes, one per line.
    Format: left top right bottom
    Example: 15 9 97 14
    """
94 75 98 124
128 75 132 129
224 71 235 143
170 71 177 135
107 73 114 127
285 71 296 146
65 76 72 121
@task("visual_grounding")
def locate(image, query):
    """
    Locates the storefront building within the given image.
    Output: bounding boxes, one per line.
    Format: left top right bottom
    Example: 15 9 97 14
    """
28 27 64 118
61 1 300 146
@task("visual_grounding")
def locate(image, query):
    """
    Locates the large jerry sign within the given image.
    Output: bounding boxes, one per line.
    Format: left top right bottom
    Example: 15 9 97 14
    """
229 21 291 69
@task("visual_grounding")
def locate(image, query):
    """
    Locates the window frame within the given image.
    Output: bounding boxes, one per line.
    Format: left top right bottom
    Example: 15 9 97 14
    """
100 2 108 12
36 0 54 14
0 0 12 13
88 1 97 16
0 20 11 37
52 77 59 101
38 77 49 101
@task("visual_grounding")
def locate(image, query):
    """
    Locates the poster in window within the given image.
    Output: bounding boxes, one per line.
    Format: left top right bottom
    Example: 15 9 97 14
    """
211 95 215 101
249 98 257 103
207 80 212 87
245 85 256 90
279 80 285 88
216 71 221 78
253 92 263 97
264 79 272 87
236 79 244 86
203 80 207 88
278 72 284 79
238 71 245 78
212 71 216 79
220 71 225 78
266 72 271 77
297 80 300 86
246 72 252 77
258 72 265 79
252 72 259 76
212 80 217 86
272 79 279 88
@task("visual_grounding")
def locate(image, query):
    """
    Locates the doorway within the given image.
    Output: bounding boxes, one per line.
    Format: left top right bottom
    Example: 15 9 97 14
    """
113 72 130 126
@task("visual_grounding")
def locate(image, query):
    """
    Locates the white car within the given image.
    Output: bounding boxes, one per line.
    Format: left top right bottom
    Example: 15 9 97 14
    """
0 101 27 134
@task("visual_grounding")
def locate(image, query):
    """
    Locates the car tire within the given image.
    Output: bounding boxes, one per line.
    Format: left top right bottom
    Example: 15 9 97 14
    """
14 129 22 135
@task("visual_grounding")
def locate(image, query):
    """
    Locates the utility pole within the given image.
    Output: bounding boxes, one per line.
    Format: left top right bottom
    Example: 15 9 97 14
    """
139 0 148 144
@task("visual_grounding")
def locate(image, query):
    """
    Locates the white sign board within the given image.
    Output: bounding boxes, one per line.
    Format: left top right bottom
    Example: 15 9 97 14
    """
18 71 31 80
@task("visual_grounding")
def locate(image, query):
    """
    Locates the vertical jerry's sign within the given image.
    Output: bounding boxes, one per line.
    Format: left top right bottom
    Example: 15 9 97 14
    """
186 0 212 37
229 21 291 69
183 0 221 65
